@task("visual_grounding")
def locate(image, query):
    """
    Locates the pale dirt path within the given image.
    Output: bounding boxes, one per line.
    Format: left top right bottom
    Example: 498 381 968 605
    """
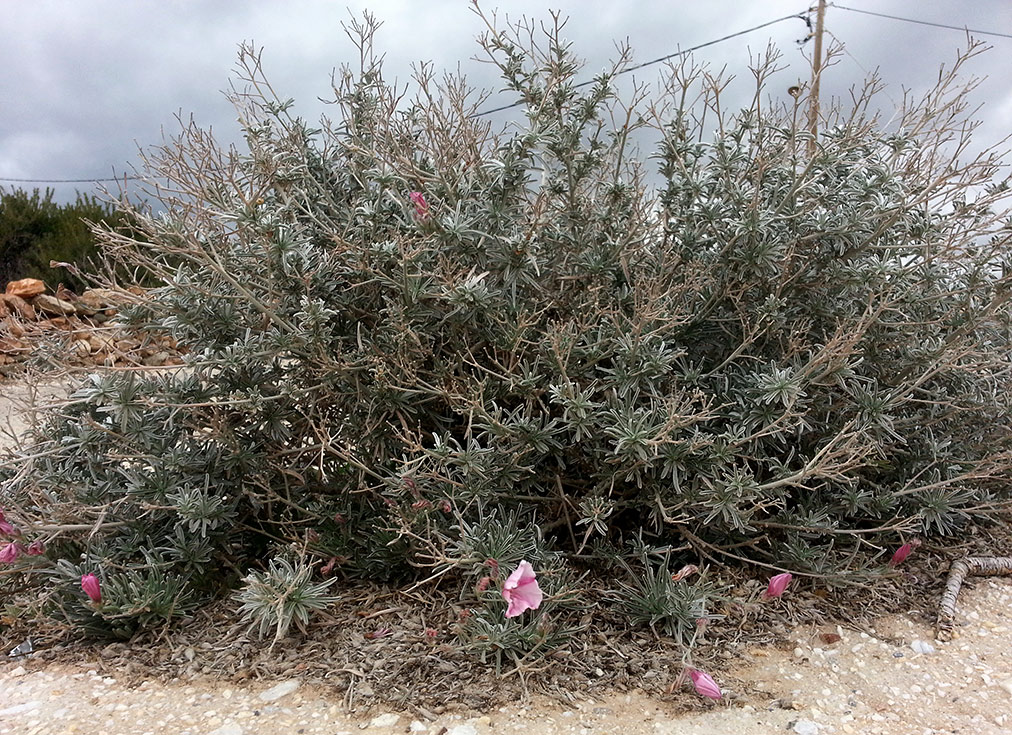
2 379 1011 735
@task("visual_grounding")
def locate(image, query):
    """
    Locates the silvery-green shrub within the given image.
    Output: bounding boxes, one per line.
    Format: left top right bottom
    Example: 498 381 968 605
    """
3 13 1011 640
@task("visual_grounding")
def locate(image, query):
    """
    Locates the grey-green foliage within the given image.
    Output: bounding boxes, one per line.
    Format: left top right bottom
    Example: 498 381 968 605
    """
235 556 338 642
3 12 1012 641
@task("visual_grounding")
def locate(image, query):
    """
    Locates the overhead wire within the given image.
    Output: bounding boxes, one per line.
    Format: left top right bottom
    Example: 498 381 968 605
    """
830 4 1012 40
471 9 811 117
1 8 812 185
5 4 1008 185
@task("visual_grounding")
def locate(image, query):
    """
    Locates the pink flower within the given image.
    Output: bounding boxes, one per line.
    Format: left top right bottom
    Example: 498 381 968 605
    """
763 572 793 599
688 668 722 700
0 541 20 563
81 574 102 603
889 539 920 567
501 560 543 618
476 575 491 592
26 540 45 556
408 191 429 220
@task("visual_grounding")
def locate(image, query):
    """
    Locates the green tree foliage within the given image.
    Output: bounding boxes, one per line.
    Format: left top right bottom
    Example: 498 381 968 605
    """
0 187 122 291
3 13 1011 650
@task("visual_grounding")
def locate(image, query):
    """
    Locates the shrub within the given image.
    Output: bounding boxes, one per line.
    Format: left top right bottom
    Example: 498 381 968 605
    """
2 12 1010 653
0 187 127 291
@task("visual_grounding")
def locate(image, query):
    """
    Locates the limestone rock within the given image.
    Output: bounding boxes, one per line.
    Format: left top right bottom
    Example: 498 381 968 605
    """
80 288 133 311
33 293 77 317
257 679 300 702
5 278 46 298
368 713 401 728
0 294 36 321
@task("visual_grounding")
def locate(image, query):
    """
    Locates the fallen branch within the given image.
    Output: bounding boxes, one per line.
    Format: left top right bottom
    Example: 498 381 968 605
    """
936 556 1012 641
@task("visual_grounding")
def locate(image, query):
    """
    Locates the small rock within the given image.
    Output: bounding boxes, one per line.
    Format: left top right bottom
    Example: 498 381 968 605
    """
6 278 46 298
447 727 478 735
772 699 805 711
32 293 77 316
258 679 300 702
211 724 244 735
8 666 28 677
0 701 42 717
409 721 428 732
71 339 93 357
998 678 1012 697
790 719 821 735
368 713 400 728
0 293 36 320
910 640 935 655
80 288 130 310
142 350 171 366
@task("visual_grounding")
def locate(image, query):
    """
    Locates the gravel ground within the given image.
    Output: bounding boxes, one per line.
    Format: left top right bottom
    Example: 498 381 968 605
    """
3 377 1012 735
2 579 1011 735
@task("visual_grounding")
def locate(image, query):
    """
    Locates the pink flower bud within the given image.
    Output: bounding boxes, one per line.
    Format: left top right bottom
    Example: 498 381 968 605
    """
0 541 20 564
424 627 439 639
763 572 793 599
408 191 429 220
889 539 920 567
81 573 102 602
476 575 491 592
688 668 722 700
26 540 45 556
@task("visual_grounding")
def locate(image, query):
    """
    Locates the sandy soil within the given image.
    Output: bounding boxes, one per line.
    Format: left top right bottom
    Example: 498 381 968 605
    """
2 377 1011 735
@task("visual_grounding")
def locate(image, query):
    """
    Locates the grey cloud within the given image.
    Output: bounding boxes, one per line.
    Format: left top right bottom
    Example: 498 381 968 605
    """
2 1 1009 200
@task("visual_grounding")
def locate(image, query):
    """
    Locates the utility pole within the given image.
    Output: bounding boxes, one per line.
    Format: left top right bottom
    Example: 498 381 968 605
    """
808 0 827 157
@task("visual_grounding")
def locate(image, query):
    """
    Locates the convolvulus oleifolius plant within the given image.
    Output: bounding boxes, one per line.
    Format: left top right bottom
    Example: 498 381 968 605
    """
2 8 1010 663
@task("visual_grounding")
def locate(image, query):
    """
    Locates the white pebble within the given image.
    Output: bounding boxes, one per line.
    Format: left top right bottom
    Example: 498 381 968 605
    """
258 680 301 702
791 719 821 735
368 713 401 728
910 640 935 655
0 701 42 717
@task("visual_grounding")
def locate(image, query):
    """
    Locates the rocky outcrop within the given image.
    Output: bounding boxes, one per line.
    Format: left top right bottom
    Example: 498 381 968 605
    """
0 279 184 375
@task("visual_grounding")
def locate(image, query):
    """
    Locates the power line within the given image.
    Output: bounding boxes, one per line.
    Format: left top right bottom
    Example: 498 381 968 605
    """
831 4 1012 40
11 4 1007 184
5 10 810 184
0 175 140 183
473 10 811 117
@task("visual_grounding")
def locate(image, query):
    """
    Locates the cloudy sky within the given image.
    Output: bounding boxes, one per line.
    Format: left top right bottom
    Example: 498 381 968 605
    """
3 1 1010 203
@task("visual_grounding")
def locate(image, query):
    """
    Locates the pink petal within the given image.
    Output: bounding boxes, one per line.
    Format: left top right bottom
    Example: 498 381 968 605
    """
688 669 722 700
763 572 793 599
889 543 913 567
0 542 19 564
501 560 544 618
81 573 102 603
